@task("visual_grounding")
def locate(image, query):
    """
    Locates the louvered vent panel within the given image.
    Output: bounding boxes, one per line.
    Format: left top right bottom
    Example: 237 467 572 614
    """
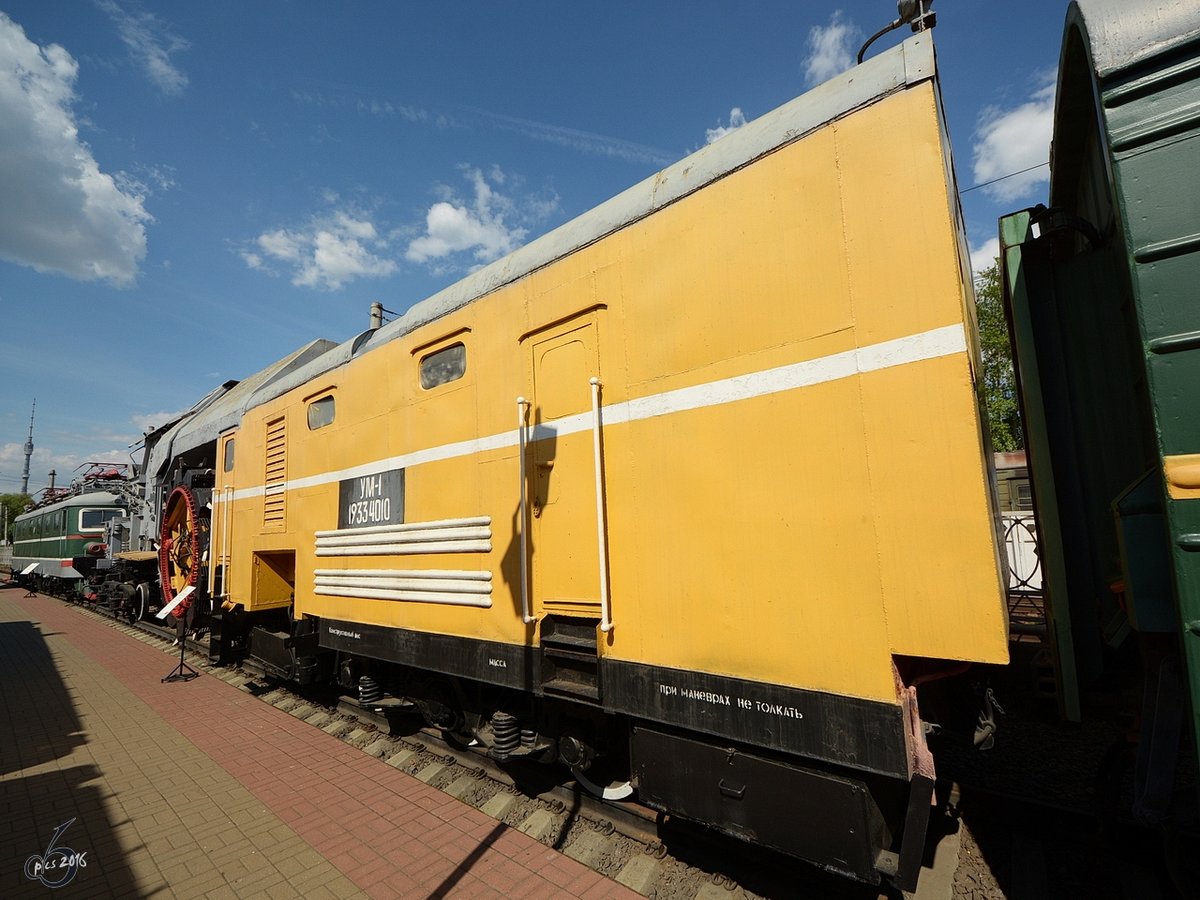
263 416 286 527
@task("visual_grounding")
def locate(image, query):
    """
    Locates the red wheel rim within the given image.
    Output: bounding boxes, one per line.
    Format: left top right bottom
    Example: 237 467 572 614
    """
159 485 203 614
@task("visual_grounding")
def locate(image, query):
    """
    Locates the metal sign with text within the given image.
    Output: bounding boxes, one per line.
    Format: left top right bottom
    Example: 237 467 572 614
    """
338 468 405 529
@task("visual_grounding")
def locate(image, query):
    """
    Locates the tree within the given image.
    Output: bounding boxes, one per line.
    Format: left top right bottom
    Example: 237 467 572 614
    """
975 261 1023 451
1 493 32 543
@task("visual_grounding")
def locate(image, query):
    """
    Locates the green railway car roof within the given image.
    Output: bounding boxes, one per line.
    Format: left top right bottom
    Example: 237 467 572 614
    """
1068 0 1200 78
1053 0 1200 212
14 491 125 524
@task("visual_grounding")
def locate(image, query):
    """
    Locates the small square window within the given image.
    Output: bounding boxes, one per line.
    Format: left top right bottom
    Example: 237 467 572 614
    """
1015 481 1033 510
419 343 466 389
308 396 335 430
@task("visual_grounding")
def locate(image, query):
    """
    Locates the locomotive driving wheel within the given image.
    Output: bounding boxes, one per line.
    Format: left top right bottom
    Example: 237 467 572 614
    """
159 485 207 616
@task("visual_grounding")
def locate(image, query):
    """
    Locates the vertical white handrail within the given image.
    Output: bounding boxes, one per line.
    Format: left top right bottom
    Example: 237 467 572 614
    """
590 377 613 633
207 491 219 596
221 486 232 600
516 398 534 624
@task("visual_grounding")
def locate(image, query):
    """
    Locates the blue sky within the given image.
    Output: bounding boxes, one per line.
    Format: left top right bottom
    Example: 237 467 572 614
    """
0 1 1065 495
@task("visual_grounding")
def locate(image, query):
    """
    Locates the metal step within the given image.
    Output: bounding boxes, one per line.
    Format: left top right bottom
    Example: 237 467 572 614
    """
540 616 600 702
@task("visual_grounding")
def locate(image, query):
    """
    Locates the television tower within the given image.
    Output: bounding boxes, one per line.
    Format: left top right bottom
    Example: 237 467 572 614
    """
20 400 35 495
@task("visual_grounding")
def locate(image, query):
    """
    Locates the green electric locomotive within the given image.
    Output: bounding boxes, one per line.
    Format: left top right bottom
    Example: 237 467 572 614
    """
12 492 126 596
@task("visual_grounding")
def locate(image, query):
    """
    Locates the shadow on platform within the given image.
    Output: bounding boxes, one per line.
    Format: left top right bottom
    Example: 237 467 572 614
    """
0 618 147 897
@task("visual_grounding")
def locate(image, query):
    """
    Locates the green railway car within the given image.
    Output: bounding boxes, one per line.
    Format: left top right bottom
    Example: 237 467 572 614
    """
1001 0 1200 825
11 492 125 593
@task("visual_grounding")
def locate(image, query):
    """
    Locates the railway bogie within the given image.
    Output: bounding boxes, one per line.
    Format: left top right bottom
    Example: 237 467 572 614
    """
86 552 161 623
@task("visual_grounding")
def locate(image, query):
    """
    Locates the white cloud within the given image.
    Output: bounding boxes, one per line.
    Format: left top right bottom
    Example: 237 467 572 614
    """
355 97 427 122
292 87 427 124
0 442 31 479
244 207 397 291
805 11 858 86
297 224 397 289
134 163 177 192
130 410 187 434
97 0 189 96
334 212 378 241
0 406 188 493
0 442 134 494
970 237 1000 278
406 168 532 267
972 78 1054 203
705 108 747 145
294 87 670 168
257 229 303 262
244 169 559 285
0 13 151 285
468 107 675 168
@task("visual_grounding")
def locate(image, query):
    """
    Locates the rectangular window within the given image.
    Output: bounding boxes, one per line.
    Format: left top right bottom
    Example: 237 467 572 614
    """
81 509 121 530
307 395 335 430
1015 481 1033 510
419 342 466 389
223 437 236 472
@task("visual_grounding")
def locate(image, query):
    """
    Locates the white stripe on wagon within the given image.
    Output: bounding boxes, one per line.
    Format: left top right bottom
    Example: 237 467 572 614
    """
313 568 492 607
314 517 492 557
215 323 968 506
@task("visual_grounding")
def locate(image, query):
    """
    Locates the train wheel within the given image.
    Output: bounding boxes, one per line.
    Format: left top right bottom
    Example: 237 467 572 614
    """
132 582 151 623
159 485 207 613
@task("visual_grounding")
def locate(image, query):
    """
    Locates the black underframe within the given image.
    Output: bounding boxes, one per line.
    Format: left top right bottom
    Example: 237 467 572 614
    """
318 618 910 779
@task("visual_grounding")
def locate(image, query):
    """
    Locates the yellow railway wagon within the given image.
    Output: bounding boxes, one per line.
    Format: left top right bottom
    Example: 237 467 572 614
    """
166 32 1006 887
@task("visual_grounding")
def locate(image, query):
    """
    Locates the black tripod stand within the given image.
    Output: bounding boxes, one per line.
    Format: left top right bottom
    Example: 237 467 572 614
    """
162 599 199 683
162 634 198 683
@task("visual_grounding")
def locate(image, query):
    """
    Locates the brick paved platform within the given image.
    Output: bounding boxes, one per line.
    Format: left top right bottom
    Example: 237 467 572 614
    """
0 585 638 899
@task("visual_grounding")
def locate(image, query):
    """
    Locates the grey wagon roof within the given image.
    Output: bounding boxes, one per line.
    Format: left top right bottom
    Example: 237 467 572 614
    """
145 338 337 478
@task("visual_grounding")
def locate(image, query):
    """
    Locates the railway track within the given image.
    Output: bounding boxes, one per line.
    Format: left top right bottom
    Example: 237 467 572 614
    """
72 597 906 899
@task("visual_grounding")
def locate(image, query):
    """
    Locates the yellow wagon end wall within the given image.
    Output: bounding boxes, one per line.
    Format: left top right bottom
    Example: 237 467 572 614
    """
595 81 1008 703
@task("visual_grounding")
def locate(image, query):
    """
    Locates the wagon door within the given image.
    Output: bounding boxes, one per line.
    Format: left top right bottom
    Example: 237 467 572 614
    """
211 430 237 604
523 315 604 623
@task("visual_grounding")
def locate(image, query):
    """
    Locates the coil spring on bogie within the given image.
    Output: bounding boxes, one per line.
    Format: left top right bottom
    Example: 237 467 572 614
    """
492 711 520 759
358 675 382 705
520 727 536 747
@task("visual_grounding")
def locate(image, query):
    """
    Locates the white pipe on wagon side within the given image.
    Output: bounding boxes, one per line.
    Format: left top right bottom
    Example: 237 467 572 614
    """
517 398 534 624
590 377 612 633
